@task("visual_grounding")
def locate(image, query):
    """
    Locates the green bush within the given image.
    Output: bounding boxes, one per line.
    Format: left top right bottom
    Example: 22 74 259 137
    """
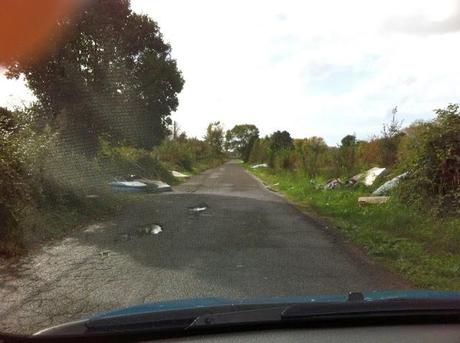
98 137 174 183
397 104 460 216
153 138 223 172
0 107 55 255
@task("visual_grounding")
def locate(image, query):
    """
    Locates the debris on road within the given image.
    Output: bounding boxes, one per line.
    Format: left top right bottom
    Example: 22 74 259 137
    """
139 179 172 192
358 196 390 204
188 203 208 213
171 170 190 178
120 233 132 241
138 224 163 235
372 172 408 195
251 163 268 169
109 180 147 192
324 178 344 189
151 225 162 235
99 250 111 257
110 176 172 193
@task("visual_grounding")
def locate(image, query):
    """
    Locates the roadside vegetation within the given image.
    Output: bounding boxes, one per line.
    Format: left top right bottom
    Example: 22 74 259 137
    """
0 1 225 256
239 105 460 290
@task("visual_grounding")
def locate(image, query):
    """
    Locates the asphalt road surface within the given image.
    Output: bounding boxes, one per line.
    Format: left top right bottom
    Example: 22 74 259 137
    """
0 161 407 334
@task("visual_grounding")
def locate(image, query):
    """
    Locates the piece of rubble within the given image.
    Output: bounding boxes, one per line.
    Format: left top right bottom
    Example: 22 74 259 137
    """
358 196 390 204
372 172 408 195
324 178 344 189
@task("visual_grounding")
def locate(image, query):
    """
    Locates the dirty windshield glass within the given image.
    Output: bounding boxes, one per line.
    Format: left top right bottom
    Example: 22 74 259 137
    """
0 0 459 335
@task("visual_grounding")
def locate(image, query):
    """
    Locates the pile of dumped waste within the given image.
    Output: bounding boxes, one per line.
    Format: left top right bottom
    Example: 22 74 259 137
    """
109 174 172 193
323 167 408 204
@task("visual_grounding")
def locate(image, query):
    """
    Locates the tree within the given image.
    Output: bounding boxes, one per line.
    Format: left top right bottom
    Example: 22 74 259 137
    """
339 134 357 175
225 124 259 162
6 0 184 154
380 106 404 166
205 121 224 155
269 130 293 152
298 136 328 177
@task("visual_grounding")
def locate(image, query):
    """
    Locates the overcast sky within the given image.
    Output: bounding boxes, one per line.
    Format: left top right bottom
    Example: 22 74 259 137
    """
2 0 460 144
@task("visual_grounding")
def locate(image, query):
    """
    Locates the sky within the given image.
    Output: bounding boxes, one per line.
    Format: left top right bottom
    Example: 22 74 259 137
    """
1 0 460 145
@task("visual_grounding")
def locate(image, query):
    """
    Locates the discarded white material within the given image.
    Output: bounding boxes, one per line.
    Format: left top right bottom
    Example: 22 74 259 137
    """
358 196 390 204
151 225 162 235
141 224 162 235
251 163 268 169
171 170 189 178
372 172 408 196
150 180 172 192
189 206 207 213
363 167 386 186
138 179 172 192
109 180 147 188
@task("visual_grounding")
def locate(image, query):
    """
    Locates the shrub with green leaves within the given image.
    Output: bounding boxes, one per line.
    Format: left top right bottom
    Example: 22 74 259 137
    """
397 104 460 216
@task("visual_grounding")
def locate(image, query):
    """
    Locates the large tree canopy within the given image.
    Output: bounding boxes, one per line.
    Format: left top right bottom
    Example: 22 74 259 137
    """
7 0 184 153
225 124 259 162
204 121 225 155
269 130 293 152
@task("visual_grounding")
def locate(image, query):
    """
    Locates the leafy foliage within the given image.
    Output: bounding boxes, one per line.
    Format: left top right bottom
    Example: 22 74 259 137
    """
397 104 460 216
7 0 184 153
204 121 225 156
225 124 259 162
269 130 294 152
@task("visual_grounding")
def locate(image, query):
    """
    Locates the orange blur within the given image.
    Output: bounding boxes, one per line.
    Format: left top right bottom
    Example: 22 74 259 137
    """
0 0 81 66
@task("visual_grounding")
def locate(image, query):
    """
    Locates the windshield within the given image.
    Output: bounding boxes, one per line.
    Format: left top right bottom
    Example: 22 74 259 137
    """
0 0 459 336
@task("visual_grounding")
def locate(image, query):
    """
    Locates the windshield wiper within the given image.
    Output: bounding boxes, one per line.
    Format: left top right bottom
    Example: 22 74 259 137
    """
282 298 460 320
190 298 460 329
35 297 460 338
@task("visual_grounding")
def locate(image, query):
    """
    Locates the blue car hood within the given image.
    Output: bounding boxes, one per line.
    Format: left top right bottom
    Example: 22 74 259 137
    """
91 290 460 320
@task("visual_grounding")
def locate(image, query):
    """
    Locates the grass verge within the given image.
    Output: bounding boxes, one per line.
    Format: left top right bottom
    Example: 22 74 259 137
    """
247 166 460 290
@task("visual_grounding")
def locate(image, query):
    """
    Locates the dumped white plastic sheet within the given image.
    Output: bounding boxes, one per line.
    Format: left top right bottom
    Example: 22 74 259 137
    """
372 172 408 195
110 178 172 193
135 179 172 192
109 180 147 188
147 180 172 192
363 167 386 186
251 163 268 169
358 196 390 204
171 170 190 178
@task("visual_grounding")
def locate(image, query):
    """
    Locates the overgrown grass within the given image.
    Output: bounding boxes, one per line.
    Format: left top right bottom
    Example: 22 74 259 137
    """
248 166 460 290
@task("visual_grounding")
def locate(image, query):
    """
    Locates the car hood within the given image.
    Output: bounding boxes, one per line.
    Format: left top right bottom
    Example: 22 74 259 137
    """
91 290 460 320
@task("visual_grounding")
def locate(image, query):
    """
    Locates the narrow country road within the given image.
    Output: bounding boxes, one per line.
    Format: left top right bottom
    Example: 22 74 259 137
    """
0 161 407 334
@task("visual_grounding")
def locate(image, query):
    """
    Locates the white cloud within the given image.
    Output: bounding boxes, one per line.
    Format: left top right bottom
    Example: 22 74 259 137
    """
1 0 459 144
0 69 35 109
130 0 460 144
